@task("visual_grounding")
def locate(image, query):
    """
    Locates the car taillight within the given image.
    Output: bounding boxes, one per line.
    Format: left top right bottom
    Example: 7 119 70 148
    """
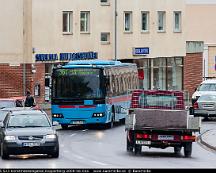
136 133 150 139
193 102 199 109
182 135 196 141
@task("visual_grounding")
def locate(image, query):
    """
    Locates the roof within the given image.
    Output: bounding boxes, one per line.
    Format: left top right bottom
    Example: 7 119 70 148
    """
202 79 216 84
9 109 46 116
63 60 136 68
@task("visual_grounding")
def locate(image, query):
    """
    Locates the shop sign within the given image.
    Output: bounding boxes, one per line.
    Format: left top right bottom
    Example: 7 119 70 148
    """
35 52 98 62
133 47 149 56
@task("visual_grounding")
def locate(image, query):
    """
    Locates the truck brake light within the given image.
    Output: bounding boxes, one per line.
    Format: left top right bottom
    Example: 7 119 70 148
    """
182 135 196 141
136 133 150 139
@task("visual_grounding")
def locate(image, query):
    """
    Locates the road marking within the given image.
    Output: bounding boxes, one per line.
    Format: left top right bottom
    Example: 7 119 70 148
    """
91 160 108 166
73 154 84 160
70 133 77 137
82 129 88 132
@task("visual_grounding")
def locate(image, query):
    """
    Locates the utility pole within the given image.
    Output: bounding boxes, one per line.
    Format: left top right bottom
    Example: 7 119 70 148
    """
114 0 117 61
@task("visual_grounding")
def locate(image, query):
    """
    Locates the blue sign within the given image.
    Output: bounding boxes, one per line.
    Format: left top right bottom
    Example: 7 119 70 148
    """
35 52 98 62
133 47 149 55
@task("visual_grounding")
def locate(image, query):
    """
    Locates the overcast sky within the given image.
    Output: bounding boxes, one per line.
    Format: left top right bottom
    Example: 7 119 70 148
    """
186 0 216 4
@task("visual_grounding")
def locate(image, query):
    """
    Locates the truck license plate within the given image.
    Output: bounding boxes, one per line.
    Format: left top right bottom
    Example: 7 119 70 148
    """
136 140 151 145
158 135 174 140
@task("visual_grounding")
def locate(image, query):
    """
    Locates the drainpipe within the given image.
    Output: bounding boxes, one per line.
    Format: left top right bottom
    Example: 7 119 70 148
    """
114 0 117 61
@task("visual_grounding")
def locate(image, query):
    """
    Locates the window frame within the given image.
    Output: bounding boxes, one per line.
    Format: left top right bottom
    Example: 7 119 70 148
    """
124 11 133 33
62 11 73 34
101 32 110 44
173 11 182 33
157 11 166 32
80 11 90 33
141 11 149 33
100 0 110 6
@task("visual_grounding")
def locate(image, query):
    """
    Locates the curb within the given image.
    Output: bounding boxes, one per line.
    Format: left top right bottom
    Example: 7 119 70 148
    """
198 130 216 151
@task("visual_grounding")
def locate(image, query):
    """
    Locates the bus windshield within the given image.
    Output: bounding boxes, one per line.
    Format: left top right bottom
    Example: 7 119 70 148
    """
53 68 104 99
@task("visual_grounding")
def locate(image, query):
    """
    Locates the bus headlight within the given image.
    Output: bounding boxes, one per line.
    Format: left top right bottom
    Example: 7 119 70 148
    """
52 114 64 118
92 113 104 117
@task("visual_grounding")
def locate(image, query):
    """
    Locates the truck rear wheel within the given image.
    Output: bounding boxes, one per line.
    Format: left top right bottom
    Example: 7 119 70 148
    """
134 145 142 155
126 137 133 152
184 143 192 157
174 146 182 155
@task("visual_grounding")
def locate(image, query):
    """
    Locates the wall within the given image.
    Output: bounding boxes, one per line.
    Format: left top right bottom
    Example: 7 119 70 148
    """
184 53 203 97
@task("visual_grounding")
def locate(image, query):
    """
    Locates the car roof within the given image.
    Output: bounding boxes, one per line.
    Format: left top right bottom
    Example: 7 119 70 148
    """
0 98 15 101
201 80 216 84
0 107 31 112
9 109 46 116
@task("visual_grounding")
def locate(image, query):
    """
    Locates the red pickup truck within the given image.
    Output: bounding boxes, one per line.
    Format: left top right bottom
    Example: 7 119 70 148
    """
125 90 201 157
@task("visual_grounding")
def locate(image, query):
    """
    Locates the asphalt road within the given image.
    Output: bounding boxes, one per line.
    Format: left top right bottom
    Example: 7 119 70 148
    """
0 121 216 169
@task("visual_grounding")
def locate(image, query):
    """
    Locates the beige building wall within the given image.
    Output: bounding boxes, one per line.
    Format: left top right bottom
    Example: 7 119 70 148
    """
118 0 186 59
32 0 186 61
32 0 114 60
0 0 24 64
186 4 216 43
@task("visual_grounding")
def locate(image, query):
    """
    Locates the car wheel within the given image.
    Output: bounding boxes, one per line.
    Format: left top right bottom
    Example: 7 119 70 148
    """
61 124 68 130
1 144 9 160
51 145 59 158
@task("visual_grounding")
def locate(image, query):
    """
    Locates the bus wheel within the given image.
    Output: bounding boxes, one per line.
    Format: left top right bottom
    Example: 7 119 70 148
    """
61 124 68 130
184 143 192 158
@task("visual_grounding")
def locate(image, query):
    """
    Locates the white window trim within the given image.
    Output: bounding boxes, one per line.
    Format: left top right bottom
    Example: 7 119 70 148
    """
80 11 90 34
141 11 149 33
124 11 133 33
173 11 182 33
100 0 110 6
101 32 110 45
157 11 166 33
62 11 73 35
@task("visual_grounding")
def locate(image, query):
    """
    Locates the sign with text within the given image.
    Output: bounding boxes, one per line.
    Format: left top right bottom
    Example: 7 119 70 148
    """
35 52 98 62
133 47 149 56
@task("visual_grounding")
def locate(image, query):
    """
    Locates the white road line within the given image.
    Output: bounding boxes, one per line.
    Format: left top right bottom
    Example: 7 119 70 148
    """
73 154 84 160
91 160 109 166
70 133 77 137
82 129 88 132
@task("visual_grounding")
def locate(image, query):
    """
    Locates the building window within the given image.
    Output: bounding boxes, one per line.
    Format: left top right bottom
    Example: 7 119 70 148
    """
174 11 181 32
101 32 110 44
124 12 132 32
80 11 90 33
100 0 110 5
141 11 149 32
158 11 166 32
62 11 72 34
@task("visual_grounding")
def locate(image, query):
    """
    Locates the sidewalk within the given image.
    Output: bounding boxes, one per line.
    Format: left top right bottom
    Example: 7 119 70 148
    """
199 129 216 151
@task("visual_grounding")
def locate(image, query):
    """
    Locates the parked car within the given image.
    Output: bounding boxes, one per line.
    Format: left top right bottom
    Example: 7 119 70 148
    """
0 97 25 109
193 94 216 119
0 109 59 159
192 79 216 106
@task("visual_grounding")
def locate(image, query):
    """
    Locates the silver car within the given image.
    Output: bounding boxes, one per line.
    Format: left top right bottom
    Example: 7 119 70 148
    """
193 94 216 118
0 109 59 159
